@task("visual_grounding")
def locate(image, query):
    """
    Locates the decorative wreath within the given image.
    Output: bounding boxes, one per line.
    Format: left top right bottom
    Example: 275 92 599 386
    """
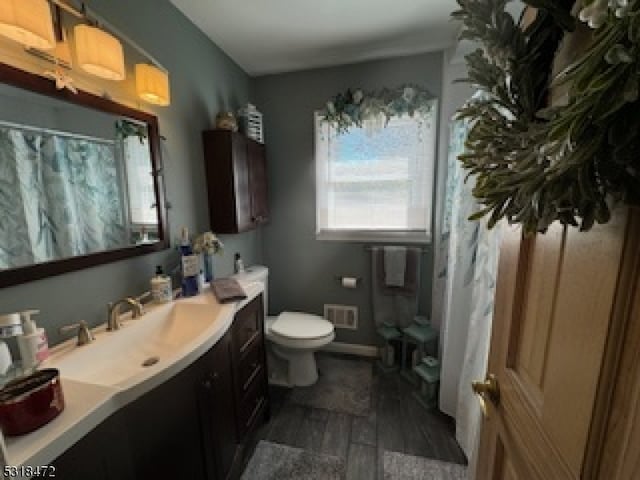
320 85 435 134
454 0 640 233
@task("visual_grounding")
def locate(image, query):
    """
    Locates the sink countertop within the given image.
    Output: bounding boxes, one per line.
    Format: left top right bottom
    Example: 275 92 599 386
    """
3 282 263 474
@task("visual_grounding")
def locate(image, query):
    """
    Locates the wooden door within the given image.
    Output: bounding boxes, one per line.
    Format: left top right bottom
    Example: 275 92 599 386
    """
247 139 269 226
199 331 240 480
475 208 640 479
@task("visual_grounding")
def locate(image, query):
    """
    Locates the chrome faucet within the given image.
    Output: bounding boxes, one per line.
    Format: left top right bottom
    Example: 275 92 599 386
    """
107 297 145 331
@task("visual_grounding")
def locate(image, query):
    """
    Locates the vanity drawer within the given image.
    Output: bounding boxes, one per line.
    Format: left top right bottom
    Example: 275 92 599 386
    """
237 342 264 398
237 375 266 438
232 295 263 358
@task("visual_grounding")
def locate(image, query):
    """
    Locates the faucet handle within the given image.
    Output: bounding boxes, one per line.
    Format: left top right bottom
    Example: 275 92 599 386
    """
128 296 146 318
60 320 95 346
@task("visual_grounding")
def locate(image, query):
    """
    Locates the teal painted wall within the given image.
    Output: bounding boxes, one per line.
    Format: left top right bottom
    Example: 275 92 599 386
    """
0 0 262 345
253 53 443 346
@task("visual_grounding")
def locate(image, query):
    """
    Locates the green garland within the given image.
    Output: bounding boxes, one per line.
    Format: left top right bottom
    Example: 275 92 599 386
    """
454 0 640 233
115 119 148 144
320 85 435 134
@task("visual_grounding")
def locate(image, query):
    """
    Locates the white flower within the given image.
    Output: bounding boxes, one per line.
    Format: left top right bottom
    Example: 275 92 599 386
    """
579 0 610 29
194 231 223 255
353 90 364 104
403 87 416 103
327 101 336 114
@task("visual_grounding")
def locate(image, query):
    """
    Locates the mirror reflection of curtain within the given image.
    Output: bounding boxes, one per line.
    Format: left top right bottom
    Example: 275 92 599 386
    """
0 125 128 270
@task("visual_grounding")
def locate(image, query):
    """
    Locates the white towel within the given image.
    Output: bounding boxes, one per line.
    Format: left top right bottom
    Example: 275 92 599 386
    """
384 246 407 287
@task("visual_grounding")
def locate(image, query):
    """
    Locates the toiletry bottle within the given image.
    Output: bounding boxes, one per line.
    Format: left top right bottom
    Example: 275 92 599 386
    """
179 227 199 297
17 310 49 369
234 253 246 274
151 266 172 303
197 270 205 293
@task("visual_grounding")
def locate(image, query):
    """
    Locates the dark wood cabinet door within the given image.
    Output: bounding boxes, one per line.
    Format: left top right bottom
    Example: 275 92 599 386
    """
247 140 269 225
124 354 208 480
199 332 241 480
202 130 268 233
231 134 253 232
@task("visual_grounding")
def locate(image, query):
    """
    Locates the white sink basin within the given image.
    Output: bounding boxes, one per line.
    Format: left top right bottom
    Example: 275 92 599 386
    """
7 283 264 473
46 294 229 389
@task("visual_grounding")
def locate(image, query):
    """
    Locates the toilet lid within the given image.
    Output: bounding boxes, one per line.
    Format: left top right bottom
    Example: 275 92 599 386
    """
270 311 334 340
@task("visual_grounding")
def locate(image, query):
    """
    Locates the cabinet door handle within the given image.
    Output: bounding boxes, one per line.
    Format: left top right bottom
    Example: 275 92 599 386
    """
243 362 262 391
240 330 260 354
246 396 265 428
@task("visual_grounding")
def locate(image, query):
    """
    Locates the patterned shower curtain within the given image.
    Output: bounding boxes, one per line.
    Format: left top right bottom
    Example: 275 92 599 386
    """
0 126 128 270
432 117 503 468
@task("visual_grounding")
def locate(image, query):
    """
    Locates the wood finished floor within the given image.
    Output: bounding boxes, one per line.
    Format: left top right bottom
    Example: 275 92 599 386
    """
255 354 467 479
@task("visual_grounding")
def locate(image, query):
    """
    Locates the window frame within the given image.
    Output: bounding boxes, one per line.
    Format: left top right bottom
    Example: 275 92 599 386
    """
314 106 437 244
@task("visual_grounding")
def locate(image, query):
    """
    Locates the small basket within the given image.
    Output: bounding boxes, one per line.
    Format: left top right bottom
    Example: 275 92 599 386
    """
238 104 264 143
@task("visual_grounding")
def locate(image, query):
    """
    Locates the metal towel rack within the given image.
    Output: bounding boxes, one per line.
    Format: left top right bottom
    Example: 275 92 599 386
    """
364 246 429 253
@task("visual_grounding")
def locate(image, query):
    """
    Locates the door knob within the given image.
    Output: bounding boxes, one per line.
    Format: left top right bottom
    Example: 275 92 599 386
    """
472 374 500 417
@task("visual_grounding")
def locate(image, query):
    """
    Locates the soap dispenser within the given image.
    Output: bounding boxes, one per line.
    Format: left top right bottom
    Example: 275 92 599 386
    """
0 313 22 375
17 310 49 369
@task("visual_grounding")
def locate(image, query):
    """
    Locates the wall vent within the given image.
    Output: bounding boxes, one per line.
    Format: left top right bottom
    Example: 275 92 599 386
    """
324 304 358 330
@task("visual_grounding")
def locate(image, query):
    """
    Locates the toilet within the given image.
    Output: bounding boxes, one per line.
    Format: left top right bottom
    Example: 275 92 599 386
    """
232 266 335 387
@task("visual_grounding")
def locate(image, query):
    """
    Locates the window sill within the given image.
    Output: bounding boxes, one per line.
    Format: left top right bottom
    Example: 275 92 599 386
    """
316 230 431 244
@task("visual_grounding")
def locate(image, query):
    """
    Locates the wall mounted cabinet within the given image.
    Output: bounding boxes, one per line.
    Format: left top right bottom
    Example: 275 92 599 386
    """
48 295 269 480
203 130 269 234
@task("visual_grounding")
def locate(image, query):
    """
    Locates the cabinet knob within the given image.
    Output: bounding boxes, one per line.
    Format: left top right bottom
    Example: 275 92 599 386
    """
203 379 212 389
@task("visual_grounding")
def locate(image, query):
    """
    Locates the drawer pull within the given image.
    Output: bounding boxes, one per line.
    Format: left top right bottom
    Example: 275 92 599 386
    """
245 396 264 428
240 330 260 354
242 363 262 392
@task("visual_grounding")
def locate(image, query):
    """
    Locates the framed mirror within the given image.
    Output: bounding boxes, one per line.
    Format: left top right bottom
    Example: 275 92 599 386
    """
0 62 168 288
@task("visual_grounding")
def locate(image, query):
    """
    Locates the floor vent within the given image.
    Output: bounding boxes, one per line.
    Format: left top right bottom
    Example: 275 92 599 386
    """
324 304 358 330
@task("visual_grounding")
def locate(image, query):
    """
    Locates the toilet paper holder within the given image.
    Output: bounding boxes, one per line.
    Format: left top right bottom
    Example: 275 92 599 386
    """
334 276 361 288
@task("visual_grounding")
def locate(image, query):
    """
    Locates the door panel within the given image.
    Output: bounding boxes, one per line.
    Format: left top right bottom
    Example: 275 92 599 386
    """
477 210 630 479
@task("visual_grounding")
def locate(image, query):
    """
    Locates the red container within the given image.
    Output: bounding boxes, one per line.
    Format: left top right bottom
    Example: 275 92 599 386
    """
0 369 65 436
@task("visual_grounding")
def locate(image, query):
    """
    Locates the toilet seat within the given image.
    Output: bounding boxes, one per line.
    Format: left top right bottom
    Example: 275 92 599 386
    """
266 312 335 351
270 311 334 340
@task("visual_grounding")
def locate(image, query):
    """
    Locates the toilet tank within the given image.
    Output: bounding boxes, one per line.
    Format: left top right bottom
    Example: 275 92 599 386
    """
232 265 269 317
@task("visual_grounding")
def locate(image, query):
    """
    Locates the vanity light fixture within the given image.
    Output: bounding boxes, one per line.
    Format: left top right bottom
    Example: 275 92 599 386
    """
135 64 171 106
0 0 56 50
74 24 125 81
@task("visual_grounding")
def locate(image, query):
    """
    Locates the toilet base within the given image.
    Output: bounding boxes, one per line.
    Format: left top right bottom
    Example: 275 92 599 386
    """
286 349 319 387
267 338 333 387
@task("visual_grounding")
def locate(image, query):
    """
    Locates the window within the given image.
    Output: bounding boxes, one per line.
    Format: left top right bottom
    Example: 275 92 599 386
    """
315 109 436 242
122 135 158 230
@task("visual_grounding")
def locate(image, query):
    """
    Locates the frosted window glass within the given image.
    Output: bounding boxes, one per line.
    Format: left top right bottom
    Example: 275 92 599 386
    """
123 136 156 226
316 111 435 241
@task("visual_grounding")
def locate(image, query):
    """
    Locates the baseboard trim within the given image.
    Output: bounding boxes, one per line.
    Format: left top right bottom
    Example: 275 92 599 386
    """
321 342 379 358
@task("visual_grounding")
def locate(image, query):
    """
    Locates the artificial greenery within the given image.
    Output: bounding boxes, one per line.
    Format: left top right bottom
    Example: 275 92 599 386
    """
453 0 640 233
115 119 148 144
320 85 435 134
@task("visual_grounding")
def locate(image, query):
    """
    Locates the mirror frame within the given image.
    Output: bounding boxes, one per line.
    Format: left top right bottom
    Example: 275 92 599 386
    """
0 61 169 288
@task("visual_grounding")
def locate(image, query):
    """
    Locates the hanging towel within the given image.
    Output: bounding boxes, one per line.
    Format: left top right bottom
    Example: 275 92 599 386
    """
377 247 420 297
372 247 421 329
384 246 407 287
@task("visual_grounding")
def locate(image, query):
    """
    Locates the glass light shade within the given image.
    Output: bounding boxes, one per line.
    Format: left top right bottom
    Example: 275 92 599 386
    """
135 64 170 106
74 25 125 81
0 0 55 50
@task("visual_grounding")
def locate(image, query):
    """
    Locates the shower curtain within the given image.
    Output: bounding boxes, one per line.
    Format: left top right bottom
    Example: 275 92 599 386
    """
0 125 128 270
433 118 503 470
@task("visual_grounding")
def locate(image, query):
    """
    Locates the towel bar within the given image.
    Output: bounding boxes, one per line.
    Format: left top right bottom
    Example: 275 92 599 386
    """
363 246 429 253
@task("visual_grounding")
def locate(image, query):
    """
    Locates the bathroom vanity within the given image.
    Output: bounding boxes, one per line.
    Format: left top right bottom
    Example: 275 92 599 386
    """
4 287 269 480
